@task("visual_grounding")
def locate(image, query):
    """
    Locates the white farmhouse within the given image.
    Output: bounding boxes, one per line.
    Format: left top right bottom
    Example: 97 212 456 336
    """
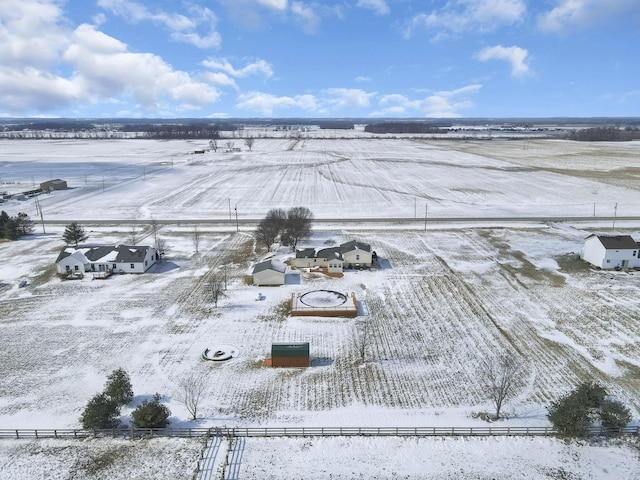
294 240 373 273
56 245 159 275
581 235 640 269
252 260 287 286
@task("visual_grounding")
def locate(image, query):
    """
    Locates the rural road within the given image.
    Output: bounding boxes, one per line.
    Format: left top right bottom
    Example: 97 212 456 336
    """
39 216 640 226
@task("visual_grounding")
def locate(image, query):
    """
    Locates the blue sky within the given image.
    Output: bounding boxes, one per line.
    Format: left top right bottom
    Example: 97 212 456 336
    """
1 0 639 118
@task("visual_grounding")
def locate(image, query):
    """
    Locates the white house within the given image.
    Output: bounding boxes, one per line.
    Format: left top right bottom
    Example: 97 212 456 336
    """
252 260 287 286
294 240 373 273
581 235 640 269
56 245 159 275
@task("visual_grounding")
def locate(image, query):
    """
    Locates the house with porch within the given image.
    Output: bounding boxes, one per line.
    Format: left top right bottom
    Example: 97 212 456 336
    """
581 234 640 269
56 245 159 275
294 240 373 273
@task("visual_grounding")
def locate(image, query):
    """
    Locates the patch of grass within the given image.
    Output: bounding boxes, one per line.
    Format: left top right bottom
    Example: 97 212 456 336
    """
29 263 58 287
75 444 131 476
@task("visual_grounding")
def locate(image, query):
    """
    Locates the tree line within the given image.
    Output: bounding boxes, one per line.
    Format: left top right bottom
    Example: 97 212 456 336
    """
0 211 34 240
566 126 640 141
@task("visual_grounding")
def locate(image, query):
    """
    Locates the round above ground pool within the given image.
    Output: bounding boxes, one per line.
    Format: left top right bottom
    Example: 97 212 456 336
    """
299 290 347 307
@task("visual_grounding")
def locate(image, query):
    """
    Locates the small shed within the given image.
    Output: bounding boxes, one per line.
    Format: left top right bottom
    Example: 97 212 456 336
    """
40 179 68 191
271 342 310 367
252 260 287 286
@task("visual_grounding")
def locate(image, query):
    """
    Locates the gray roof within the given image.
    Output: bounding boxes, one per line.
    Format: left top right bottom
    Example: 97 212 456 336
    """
56 245 154 264
590 235 639 250
316 247 343 261
339 240 371 254
252 259 287 275
295 248 316 259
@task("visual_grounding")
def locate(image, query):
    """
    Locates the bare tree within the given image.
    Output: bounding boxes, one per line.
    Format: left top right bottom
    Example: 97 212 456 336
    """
150 219 167 258
244 137 255 151
209 139 218 152
192 225 200 253
352 319 372 364
254 208 287 251
480 354 525 420
224 141 235 152
207 271 228 307
284 206 313 249
128 224 140 245
177 373 207 421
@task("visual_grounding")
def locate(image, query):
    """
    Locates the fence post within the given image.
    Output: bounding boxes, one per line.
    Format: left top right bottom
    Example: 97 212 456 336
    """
35 430 38 439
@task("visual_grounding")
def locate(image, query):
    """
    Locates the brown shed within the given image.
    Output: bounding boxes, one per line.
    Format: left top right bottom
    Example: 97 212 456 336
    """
271 342 310 368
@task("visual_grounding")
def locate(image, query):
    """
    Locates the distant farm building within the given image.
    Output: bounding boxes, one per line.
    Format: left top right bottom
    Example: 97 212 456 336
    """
56 245 159 276
294 240 373 273
252 260 287 286
40 179 68 191
581 234 640 269
269 342 310 368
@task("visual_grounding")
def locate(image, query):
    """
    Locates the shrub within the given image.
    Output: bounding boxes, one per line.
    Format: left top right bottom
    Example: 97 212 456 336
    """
104 368 133 407
80 393 121 430
131 394 171 429
600 399 632 431
547 382 631 437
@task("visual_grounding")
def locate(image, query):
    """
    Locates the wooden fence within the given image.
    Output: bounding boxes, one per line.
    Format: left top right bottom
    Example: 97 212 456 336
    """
1 425 638 440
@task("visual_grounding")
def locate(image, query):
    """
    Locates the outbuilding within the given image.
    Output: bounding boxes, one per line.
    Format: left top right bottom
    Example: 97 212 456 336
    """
40 179 68 191
252 260 287 286
581 234 640 269
270 342 310 367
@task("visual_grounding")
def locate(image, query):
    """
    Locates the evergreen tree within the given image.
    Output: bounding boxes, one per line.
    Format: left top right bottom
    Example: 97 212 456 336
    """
131 394 171 428
80 393 120 429
62 222 88 246
14 212 34 237
103 368 133 407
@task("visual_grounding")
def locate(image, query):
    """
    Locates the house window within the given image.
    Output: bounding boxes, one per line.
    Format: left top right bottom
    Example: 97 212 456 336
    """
113 264 116 269
606 260 610 263
74 265 79 271
130 264 135 269
633 251 637 257
356 254 360 260
145 260 148 266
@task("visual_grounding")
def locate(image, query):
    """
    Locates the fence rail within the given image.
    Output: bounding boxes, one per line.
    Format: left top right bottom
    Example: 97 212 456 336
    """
1 425 638 440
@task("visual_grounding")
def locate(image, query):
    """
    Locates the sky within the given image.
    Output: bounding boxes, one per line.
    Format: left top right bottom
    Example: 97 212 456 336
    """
1 0 639 119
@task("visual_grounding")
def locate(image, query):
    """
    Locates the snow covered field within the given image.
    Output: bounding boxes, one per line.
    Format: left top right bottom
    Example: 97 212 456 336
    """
0 137 639 478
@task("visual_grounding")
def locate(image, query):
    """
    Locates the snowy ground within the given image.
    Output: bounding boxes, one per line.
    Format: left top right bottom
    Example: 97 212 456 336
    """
0 137 639 478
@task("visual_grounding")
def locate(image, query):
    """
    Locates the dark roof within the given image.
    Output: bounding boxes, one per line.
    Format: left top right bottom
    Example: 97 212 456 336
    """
271 342 309 357
56 245 154 263
339 240 371 254
592 235 638 250
316 247 343 261
295 248 316 259
252 259 286 275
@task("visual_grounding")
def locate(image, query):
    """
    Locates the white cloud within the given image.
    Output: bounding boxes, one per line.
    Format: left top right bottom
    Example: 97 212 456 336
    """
475 45 530 78
323 88 377 108
291 2 321 34
201 72 239 90
202 58 274 79
373 85 482 117
357 0 390 16
0 0 69 69
404 0 526 39
257 0 288 9
355 76 372 83
538 0 640 32
98 0 221 49
236 92 318 115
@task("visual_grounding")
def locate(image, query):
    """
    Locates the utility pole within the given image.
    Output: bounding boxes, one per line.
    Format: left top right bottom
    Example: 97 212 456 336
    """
34 195 45 234
612 202 618 230
234 204 239 233
424 203 428 232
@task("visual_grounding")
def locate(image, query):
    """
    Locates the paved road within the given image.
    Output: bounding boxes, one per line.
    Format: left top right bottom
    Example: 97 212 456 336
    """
38 216 640 226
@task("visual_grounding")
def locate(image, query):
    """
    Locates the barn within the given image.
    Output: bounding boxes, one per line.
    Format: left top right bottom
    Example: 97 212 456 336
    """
40 179 68 191
252 260 287 286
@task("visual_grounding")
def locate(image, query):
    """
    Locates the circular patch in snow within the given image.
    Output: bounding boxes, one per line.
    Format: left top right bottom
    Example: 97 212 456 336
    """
299 290 347 307
202 344 239 362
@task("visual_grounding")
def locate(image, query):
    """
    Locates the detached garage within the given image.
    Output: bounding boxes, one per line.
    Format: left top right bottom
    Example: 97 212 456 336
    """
270 342 310 368
252 260 287 286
